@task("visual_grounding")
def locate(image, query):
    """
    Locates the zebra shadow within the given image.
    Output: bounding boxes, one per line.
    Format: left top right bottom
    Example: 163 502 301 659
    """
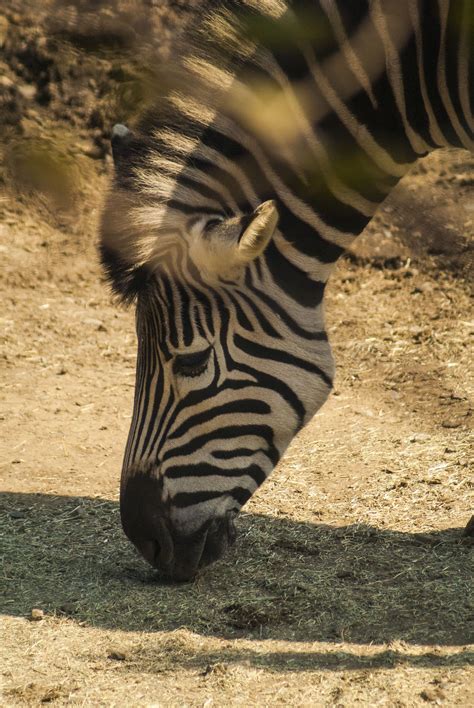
1 491 472 658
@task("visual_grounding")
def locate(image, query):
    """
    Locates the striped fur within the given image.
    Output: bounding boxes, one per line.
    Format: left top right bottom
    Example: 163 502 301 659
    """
100 0 473 577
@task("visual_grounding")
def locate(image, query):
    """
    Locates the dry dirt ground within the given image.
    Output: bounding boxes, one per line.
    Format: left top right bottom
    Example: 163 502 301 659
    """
1 3 473 706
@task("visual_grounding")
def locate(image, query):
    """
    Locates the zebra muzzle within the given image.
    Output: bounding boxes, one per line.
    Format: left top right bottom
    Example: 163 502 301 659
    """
165 513 237 581
138 516 236 582
120 474 237 580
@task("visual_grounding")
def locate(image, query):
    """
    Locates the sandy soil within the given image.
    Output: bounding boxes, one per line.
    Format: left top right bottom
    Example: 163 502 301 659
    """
1 3 473 706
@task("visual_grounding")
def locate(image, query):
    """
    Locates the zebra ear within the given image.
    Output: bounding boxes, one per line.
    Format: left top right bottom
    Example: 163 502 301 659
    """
189 200 279 279
237 200 279 263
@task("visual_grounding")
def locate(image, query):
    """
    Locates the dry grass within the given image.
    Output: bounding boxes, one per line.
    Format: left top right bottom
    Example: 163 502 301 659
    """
1 491 473 644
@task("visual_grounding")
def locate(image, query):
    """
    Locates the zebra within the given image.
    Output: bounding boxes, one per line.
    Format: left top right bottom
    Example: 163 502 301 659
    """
100 0 473 581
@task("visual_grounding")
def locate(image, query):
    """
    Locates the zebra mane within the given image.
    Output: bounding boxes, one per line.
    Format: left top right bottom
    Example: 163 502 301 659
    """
100 0 291 304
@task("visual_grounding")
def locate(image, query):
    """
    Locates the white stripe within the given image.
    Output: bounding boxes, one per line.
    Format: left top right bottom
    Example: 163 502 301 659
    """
250 49 382 216
371 0 431 155
437 0 474 149
408 0 447 147
212 112 364 248
457 0 474 134
319 0 378 108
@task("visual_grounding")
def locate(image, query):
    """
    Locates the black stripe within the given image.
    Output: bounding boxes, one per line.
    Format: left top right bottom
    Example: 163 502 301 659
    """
235 333 333 388
264 240 326 308
212 448 259 459
419 0 459 146
244 271 329 341
163 424 276 462
230 289 283 339
166 462 266 486
172 487 252 508
235 361 306 426
169 399 271 440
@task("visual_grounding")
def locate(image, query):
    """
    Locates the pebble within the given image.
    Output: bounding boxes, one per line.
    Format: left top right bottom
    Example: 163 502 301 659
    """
0 75 14 88
108 650 127 661
409 433 431 443
18 84 37 101
420 687 446 703
441 419 462 429
30 608 44 621
9 510 26 519
83 318 107 331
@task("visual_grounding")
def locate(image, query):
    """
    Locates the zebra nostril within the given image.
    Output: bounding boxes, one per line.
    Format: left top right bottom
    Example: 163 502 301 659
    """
156 519 174 568
137 521 174 571
139 539 161 567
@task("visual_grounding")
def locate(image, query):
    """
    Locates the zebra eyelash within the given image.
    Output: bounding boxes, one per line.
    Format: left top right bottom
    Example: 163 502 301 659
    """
172 347 212 378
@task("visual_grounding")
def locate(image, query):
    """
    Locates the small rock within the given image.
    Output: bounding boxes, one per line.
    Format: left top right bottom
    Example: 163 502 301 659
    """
0 75 14 88
59 602 77 615
30 608 44 621
9 510 26 519
336 570 355 580
441 419 462 429
83 318 106 331
420 687 446 703
108 650 127 661
80 142 104 160
18 84 37 101
409 433 431 443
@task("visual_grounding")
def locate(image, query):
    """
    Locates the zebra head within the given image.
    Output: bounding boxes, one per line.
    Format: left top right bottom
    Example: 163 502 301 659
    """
100 125 335 581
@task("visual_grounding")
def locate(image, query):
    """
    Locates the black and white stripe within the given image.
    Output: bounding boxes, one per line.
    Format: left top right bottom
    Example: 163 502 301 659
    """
100 0 473 577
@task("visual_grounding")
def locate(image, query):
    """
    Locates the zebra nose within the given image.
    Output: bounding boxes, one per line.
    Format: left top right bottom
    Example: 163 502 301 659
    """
134 528 209 582
120 473 237 580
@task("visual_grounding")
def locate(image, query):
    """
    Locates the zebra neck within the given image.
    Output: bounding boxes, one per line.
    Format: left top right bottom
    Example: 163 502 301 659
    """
136 0 473 298
226 0 474 277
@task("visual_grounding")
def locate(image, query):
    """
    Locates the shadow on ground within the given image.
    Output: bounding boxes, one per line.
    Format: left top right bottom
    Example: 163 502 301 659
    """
1 493 473 655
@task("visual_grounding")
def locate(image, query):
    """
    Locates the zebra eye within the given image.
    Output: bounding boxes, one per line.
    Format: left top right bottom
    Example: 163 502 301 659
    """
203 217 224 232
173 347 211 378
189 215 225 237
